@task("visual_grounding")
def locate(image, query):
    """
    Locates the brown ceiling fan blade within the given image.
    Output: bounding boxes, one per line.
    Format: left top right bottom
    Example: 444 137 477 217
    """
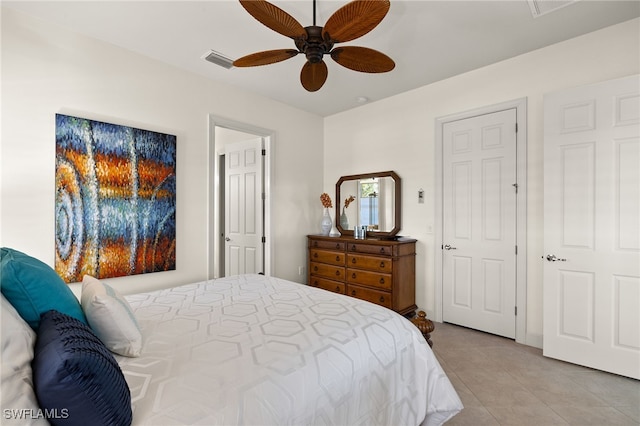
239 0 306 39
331 46 395 73
234 49 299 67
300 60 328 92
322 0 390 43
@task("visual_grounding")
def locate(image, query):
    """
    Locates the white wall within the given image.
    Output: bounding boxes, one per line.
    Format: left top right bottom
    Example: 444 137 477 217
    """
3 7 638 347
324 18 640 345
0 8 324 296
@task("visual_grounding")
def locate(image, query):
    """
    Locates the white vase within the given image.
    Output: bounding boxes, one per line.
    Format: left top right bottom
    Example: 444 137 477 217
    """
329 221 341 237
320 208 332 236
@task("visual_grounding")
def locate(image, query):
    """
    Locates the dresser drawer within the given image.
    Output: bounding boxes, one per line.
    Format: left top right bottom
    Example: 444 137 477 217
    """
347 242 393 256
347 285 392 309
347 254 392 272
309 239 346 251
310 262 345 281
310 249 345 266
347 269 392 290
311 277 346 294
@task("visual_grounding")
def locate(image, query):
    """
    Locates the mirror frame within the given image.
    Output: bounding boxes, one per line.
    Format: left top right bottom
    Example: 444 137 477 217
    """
335 170 401 237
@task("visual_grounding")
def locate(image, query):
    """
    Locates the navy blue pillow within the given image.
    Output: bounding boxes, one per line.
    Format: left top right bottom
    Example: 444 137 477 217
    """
32 310 132 426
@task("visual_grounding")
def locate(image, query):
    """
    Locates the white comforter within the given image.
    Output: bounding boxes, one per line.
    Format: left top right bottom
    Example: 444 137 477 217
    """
117 274 462 425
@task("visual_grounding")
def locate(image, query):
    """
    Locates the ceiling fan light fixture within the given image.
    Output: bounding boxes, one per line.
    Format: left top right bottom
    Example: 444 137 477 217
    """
202 50 235 69
233 0 394 92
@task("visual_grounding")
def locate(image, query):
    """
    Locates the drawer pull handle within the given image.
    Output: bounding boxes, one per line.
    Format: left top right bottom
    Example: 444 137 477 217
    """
379 296 385 303
351 258 356 264
336 255 341 261
351 245 356 251
336 244 341 249
335 286 340 292
352 273 357 279
379 261 385 268
313 242 318 247
314 253 318 258
335 270 341 276
351 290 356 296
380 248 386 254
379 278 385 284
313 266 318 272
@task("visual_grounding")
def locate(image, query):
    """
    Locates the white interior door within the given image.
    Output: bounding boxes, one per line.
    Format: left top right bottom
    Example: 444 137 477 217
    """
543 75 640 379
225 138 264 275
442 109 518 339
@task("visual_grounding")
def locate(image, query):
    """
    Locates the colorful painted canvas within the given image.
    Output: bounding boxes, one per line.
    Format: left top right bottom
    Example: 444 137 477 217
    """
55 114 176 283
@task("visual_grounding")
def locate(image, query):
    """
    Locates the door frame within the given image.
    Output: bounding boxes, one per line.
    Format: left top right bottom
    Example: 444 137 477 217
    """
207 115 274 279
434 98 528 344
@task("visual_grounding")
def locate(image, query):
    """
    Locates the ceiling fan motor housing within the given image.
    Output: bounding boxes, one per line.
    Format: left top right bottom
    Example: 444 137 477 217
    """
296 26 334 63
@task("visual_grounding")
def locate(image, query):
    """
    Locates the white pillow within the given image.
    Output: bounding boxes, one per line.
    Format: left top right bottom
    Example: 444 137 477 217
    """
81 275 142 357
0 295 48 425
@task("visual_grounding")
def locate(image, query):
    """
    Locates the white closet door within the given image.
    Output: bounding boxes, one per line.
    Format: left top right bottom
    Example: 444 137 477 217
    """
543 75 640 379
442 108 518 339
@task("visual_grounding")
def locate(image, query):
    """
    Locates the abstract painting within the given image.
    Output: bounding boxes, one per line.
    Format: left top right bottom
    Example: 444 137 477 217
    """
55 114 176 283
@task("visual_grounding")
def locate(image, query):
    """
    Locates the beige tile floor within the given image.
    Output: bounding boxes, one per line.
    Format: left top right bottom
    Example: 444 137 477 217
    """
430 322 640 425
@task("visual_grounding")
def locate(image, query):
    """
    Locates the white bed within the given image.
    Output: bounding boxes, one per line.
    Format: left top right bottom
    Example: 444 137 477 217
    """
116 274 463 426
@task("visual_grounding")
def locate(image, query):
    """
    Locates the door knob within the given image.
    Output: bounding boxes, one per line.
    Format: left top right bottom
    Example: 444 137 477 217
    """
444 244 457 250
545 254 566 262
225 237 231 242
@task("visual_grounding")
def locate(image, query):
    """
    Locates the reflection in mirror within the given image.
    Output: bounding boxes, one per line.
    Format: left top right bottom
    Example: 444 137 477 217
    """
336 171 401 237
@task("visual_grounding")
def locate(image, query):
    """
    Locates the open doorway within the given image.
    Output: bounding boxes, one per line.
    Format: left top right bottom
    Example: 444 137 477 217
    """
208 115 273 279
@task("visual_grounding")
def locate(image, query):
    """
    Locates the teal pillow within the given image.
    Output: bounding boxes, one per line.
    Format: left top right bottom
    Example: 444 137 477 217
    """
0 248 87 330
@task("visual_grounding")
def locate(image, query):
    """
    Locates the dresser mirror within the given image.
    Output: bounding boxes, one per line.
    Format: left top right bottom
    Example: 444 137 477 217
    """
335 171 401 237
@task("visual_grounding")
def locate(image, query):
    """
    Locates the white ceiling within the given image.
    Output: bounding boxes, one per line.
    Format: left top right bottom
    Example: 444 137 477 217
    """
4 0 639 116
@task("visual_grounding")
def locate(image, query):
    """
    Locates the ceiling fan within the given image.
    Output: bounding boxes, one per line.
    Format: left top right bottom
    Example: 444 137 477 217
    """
233 0 395 92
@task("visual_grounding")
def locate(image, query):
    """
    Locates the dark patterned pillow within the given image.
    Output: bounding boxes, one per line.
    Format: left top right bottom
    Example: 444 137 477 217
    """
32 310 132 426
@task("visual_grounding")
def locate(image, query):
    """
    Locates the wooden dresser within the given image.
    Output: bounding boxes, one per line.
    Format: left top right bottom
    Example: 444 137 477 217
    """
307 235 417 316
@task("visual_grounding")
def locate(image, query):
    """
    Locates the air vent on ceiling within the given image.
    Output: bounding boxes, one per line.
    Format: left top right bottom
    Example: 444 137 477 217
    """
527 0 579 18
202 50 234 69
